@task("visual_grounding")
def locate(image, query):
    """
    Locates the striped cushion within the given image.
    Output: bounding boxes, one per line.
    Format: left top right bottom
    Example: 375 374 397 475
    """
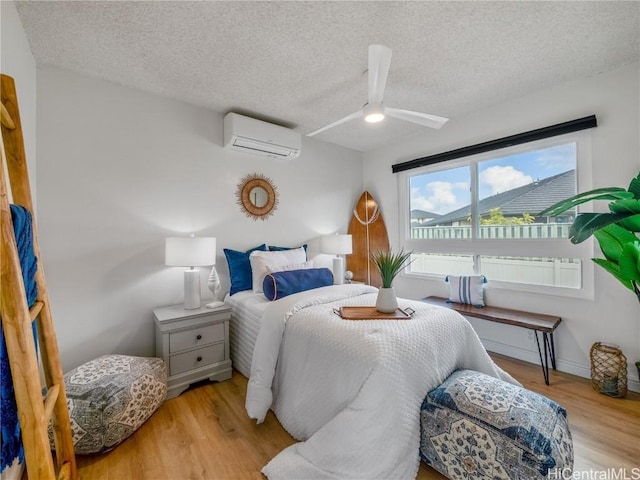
446 275 486 307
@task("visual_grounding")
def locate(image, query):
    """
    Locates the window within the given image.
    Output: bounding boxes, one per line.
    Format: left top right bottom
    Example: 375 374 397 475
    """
399 132 594 297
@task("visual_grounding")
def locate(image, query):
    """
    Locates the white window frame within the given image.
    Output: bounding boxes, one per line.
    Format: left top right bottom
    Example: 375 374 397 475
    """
397 130 595 299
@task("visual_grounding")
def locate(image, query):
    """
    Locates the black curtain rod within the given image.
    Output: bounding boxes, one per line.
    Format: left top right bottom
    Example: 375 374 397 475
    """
391 115 597 174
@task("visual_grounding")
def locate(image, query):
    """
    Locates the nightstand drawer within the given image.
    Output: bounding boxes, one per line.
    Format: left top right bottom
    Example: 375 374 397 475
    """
170 343 225 376
169 323 224 353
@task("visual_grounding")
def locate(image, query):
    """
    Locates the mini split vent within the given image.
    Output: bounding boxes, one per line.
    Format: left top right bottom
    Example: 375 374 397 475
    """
223 113 301 159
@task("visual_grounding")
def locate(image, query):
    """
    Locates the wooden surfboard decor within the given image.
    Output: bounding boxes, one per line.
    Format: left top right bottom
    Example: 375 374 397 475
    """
346 191 390 287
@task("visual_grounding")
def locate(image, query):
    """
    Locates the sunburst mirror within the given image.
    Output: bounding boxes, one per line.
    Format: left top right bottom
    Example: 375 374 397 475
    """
236 173 279 221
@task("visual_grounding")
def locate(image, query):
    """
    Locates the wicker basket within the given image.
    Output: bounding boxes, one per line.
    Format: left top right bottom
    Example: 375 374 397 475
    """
590 342 627 397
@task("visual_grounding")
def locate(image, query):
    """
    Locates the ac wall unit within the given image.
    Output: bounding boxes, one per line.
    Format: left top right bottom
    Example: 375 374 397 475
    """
223 113 301 159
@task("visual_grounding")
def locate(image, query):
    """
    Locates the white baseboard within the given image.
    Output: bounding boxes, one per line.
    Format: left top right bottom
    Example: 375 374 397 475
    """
480 338 640 393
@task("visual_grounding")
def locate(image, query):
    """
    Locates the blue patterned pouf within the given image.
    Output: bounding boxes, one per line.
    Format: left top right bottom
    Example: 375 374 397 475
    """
420 370 573 480
50 355 167 454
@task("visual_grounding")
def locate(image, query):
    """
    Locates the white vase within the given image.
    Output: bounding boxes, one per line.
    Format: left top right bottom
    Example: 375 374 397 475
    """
376 287 398 313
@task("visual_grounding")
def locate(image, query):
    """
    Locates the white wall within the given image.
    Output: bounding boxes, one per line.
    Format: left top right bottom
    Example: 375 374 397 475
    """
1 0 37 207
364 62 640 391
36 66 363 371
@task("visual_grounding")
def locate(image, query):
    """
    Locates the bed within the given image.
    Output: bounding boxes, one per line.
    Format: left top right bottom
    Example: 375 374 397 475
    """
225 290 270 379
225 282 516 480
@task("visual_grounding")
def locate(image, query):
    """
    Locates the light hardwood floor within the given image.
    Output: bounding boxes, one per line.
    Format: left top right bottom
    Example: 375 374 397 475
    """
75 354 640 479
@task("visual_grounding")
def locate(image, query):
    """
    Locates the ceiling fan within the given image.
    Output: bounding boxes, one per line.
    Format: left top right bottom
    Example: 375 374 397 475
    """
307 44 449 137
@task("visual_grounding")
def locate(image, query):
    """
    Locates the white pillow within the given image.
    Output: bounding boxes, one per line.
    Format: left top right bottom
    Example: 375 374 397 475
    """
267 260 313 274
249 247 307 293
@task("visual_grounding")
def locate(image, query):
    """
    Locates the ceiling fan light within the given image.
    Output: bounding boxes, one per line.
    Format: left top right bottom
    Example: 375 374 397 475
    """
365 112 385 123
363 103 385 123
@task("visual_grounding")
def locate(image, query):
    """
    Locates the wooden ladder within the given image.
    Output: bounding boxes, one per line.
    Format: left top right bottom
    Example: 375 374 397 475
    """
1 74 77 479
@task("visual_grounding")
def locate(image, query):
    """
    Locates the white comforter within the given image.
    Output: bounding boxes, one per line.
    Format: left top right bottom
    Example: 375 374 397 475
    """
246 284 516 480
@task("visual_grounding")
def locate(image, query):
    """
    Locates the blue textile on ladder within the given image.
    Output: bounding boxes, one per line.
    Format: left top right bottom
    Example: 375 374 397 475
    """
1 205 38 472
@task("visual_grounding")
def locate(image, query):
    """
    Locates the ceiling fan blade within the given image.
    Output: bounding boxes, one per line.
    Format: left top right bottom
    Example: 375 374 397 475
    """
368 44 392 104
385 107 449 129
307 110 364 137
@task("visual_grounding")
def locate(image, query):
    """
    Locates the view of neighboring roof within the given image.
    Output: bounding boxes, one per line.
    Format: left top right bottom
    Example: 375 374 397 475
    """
424 170 576 226
411 209 441 220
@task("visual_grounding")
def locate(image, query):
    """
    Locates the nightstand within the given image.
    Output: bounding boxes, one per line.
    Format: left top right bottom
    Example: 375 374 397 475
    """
153 304 232 399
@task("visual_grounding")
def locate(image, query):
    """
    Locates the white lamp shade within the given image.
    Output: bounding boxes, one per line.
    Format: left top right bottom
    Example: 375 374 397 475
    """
322 234 353 255
165 237 216 267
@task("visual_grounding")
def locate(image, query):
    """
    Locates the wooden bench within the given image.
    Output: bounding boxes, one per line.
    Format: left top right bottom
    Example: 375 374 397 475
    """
421 296 562 385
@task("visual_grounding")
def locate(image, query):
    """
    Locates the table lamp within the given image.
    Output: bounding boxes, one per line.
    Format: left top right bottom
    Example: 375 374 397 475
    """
322 233 353 285
165 235 216 309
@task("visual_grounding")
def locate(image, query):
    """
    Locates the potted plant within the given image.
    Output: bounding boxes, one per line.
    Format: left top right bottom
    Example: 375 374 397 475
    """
539 170 640 380
371 249 413 312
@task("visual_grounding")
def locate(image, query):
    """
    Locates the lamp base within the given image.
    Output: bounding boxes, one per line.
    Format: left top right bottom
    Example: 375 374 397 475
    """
184 269 201 309
206 300 225 309
333 256 344 285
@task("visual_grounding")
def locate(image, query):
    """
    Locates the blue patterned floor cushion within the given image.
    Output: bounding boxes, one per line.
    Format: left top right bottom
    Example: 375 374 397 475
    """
50 354 167 454
420 369 573 480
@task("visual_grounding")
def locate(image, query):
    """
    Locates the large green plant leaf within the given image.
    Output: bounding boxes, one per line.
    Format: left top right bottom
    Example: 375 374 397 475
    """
592 258 635 292
593 224 639 263
550 171 640 302
538 187 632 217
609 198 640 214
627 172 640 199
569 212 633 243
618 215 640 232
608 199 640 231
619 240 640 282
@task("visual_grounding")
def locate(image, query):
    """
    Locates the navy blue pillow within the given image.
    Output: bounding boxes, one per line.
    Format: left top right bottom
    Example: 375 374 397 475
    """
263 268 333 301
224 244 267 296
268 244 308 253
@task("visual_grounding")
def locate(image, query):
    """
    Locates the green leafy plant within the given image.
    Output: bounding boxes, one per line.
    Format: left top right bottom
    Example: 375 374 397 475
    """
539 171 640 303
371 249 413 288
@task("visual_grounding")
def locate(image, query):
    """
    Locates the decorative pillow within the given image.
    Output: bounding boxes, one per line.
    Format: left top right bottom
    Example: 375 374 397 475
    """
445 274 487 307
263 268 333 301
224 244 267 296
249 246 307 294
268 244 308 252
267 260 313 274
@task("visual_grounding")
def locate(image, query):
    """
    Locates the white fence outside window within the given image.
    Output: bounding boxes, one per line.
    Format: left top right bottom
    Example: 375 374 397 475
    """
410 223 571 240
409 253 581 288
408 223 580 288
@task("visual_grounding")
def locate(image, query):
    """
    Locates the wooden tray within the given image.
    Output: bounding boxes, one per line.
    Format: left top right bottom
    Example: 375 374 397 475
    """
333 306 415 320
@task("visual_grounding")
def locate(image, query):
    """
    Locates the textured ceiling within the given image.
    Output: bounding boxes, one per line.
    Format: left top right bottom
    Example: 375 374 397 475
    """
14 1 640 152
